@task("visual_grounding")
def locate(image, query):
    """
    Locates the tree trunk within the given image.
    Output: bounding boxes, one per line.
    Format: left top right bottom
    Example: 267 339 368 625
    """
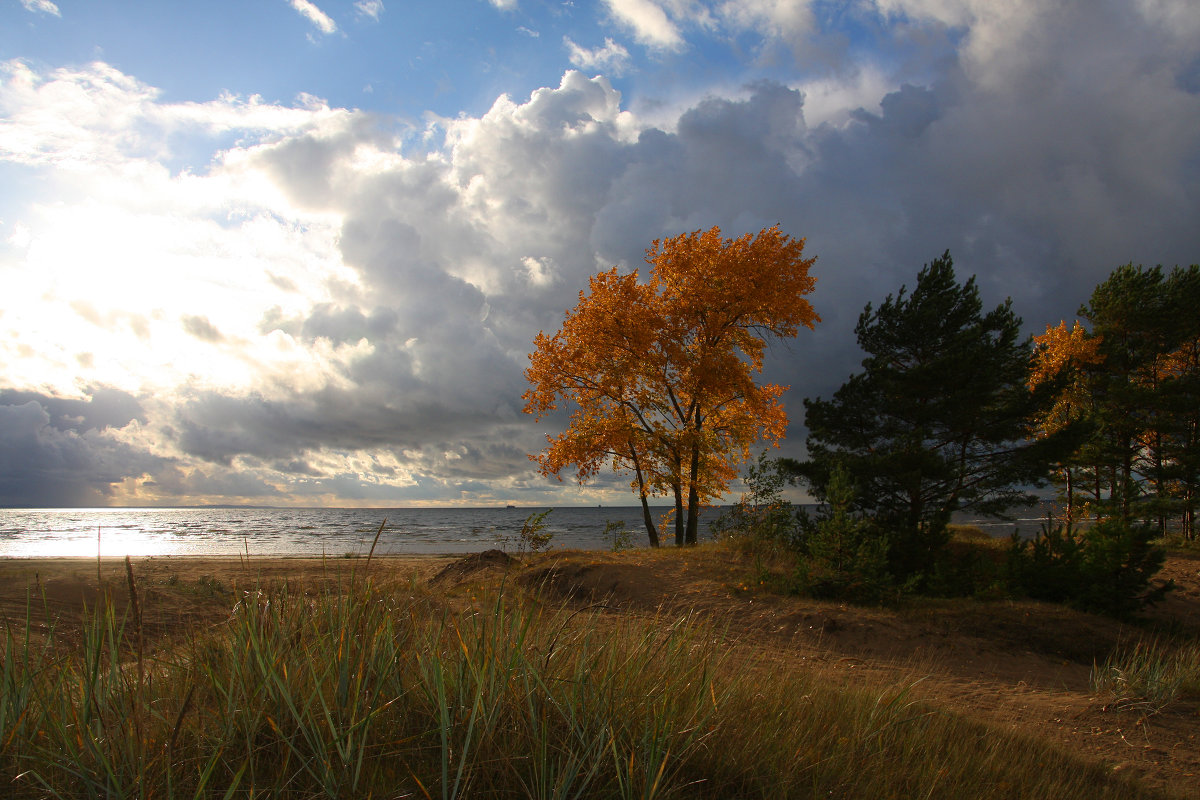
639 496 660 547
630 447 660 547
685 442 701 545
670 448 685 546
673 480 685 547
1065 467 1074 534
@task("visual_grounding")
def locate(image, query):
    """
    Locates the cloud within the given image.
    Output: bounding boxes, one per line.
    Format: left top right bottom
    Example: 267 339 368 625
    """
598 0 819 56
182 315 226 343
603 0 686 50
354 0 384 21
564 36 633 75
0 386 145 432
288 0 338 35
1 0 1198 505
19 0 60 16
0 388 162 507
487 0 518 10
0 60 353 170
717 0 814 40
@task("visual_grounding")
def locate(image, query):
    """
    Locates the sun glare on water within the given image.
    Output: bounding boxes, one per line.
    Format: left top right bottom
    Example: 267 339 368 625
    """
0 509 183 558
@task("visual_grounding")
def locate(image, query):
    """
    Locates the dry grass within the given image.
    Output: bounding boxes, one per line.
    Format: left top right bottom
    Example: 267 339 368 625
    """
1092 639 1200 715
0 557 1170 800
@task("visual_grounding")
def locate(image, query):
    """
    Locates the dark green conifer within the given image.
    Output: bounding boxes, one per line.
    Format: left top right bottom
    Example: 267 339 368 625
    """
797 252 1062 579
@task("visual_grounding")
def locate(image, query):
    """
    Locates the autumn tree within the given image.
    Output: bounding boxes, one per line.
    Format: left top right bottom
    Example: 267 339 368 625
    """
523 226 819 546
1026 320 1104 528
795 252 1061 578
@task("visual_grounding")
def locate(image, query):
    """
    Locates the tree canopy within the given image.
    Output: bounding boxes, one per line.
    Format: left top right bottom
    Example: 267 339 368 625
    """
523 225 819 546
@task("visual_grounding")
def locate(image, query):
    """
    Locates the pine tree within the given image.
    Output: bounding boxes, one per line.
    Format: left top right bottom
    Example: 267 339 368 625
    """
797 252 1060 578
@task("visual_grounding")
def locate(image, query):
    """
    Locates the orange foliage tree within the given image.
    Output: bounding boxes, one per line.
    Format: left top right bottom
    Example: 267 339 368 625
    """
1028 320 1105 528
523 226 819 546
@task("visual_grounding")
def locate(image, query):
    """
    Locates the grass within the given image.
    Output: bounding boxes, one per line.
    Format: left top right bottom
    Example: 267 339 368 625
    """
0 565 1166 799
1091 639 1200 715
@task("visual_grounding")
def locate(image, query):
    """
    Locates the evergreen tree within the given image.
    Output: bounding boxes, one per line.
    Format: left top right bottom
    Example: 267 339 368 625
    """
796 252 1060 578
796 462 890 601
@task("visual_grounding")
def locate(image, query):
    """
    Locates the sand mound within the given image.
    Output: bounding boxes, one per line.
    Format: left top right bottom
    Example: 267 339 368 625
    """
430 549 516 584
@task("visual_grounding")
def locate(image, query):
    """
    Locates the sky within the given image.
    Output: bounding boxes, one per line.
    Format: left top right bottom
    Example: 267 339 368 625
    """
0 0 1198 508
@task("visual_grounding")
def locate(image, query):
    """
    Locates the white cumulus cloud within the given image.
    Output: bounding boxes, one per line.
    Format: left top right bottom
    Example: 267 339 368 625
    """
603 0 685 49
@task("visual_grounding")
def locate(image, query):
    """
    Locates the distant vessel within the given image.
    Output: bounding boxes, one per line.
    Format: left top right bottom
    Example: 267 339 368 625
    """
506 504 516 509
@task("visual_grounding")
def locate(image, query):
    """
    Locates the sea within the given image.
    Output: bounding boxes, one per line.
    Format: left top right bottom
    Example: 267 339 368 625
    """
0 505 1054 559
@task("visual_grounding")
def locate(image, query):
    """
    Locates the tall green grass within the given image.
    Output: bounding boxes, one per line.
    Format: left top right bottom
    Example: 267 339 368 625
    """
0 570 1162 799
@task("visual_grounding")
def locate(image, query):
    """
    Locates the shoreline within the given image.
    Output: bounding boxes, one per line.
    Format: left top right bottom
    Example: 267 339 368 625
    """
0 553 462 614
0 552 456 562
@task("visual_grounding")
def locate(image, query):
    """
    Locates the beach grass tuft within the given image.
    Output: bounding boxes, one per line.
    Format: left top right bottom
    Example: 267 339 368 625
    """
1091 638 1200 715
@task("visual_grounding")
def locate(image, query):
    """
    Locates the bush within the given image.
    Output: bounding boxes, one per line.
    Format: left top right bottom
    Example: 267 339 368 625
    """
711 453 801 553
795 464 892 601
1006 519 1174 618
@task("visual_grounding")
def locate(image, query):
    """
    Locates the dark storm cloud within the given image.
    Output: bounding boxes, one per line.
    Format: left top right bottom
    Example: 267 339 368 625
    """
0 386 144 432
0 388 163 506
172 385 532 473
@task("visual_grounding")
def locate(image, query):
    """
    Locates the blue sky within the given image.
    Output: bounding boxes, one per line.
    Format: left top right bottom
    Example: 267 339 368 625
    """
3 2 838 116
1 0 1198 507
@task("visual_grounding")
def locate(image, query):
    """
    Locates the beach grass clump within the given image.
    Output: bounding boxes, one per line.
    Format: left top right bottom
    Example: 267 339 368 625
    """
1091 638 1200 714
0 574 1161 799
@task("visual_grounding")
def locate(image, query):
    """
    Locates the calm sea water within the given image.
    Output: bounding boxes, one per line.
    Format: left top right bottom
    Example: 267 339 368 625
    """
0 506 726 558
0 505 1051 559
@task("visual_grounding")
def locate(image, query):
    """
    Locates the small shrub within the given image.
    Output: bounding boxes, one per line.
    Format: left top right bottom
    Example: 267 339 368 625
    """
196 574 227 596
948 525 990 542
604 519 635 552
1091 640 1200 714
711 452 801 553
1007 520 1174 618
795 463 892 602
917 542 1006 599
518 509 555 555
